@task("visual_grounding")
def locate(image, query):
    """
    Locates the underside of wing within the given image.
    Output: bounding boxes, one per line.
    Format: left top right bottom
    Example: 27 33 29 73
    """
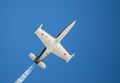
34 26 45 45
56 20 76 42
51 44 74 63
52 50 75 63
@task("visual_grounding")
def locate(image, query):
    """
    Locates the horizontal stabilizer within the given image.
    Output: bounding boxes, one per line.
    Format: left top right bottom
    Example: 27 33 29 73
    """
29 53 46 69
29 53 36 61
38 61 46 69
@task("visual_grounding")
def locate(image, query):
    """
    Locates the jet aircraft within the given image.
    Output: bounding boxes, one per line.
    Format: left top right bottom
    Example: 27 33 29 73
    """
29 20 76 69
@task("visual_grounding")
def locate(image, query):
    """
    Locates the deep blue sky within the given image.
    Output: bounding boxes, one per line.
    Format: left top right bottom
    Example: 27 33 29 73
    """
0 0 120 83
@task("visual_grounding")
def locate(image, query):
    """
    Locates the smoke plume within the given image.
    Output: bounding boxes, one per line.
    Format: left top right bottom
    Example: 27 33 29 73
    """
15 63 35 83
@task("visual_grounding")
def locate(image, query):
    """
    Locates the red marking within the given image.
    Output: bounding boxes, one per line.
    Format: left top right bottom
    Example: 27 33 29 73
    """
64 53 66 56
42 33 44 35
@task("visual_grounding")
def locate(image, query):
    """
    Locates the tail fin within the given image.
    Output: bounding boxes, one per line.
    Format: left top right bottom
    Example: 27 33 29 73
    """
29 53 46 69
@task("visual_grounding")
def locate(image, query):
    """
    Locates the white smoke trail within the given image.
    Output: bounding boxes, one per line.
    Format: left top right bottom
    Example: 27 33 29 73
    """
15 63 35 83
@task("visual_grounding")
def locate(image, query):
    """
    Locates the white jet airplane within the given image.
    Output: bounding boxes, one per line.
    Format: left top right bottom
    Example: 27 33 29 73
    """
29 20 76 69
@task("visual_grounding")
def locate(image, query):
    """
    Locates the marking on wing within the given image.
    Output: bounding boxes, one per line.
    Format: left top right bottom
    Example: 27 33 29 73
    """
41 32 48 38
64 53 67 56
42 33 44 35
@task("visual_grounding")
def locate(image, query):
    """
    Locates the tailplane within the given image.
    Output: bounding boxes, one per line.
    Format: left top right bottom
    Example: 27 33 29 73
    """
29 53 46 69
37 61 46 69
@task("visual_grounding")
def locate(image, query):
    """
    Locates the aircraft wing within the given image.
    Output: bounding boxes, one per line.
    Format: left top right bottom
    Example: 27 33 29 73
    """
34 24 45 45
56 20 76 42
52 44 75 63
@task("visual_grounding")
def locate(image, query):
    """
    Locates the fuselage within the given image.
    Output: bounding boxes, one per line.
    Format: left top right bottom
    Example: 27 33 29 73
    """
35 28 71 61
